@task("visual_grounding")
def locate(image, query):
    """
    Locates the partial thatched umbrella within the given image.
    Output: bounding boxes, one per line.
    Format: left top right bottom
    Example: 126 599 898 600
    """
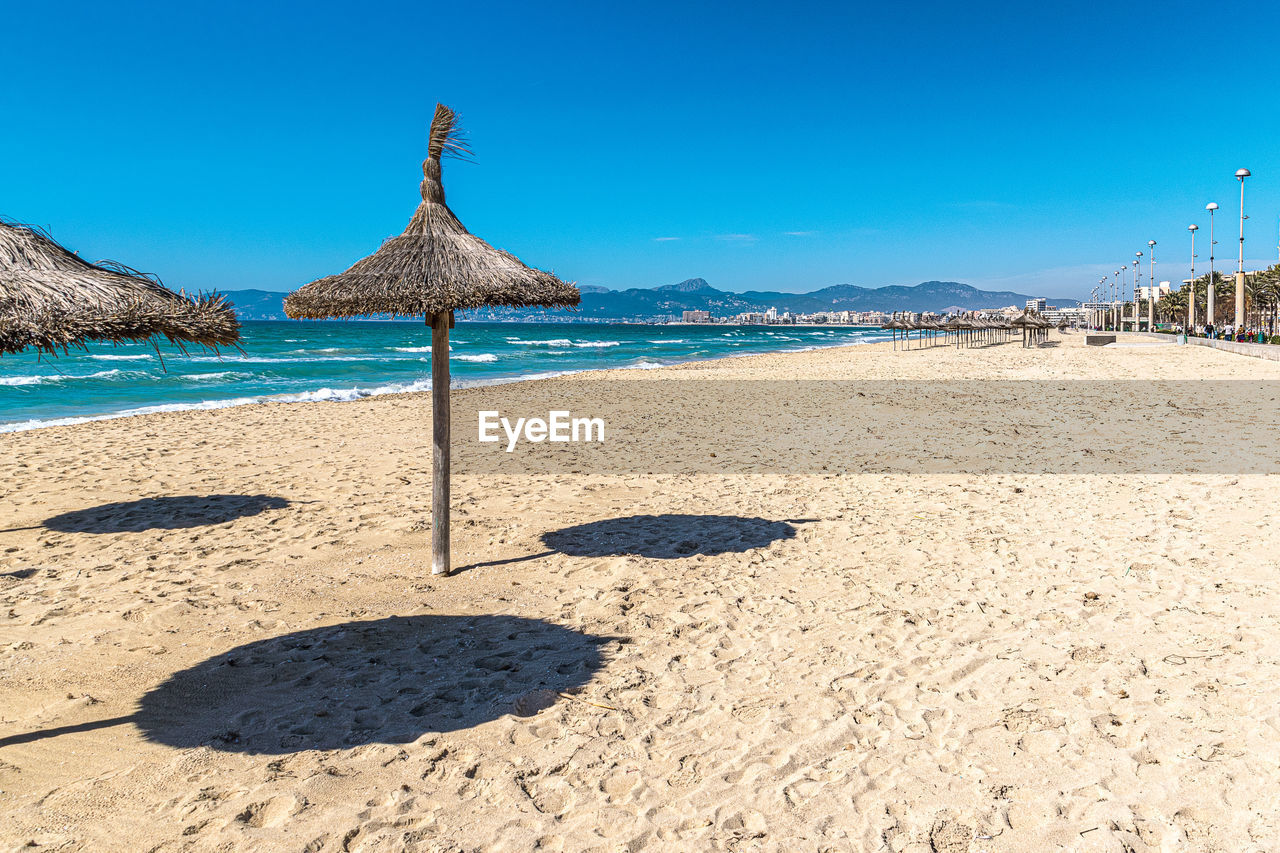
0 219 240 356
1010 311 1038 347
284 104 580 576
943 316 964 347
882 317 908 350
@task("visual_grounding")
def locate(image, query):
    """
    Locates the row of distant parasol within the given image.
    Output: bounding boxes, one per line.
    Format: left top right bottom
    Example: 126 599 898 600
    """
1 103 579 577
881 312 1054 349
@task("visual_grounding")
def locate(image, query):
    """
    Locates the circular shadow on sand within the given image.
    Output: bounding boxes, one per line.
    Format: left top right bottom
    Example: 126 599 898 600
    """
542 514 802 559
134 615 615 754
43 494 290 533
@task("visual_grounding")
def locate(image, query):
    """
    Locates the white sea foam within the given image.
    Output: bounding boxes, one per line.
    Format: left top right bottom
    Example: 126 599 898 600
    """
454 353 497 362
390 346 432 352
183 371 244 381
190 355 389 364
649 339 684 343
0 369 128 386
0 379 431 433
508 338 573 346
90 354 152 361
573 341 621 348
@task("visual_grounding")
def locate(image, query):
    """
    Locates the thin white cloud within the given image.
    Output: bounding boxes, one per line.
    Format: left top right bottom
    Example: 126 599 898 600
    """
652 236 681 242
784 230 817 237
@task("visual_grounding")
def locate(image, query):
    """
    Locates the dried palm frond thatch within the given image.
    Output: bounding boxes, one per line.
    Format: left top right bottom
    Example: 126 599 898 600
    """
284 103 579 319
283 103 579 579
0 218 240 356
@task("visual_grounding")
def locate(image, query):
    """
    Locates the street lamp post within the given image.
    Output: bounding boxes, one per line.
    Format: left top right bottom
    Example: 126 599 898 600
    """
1116 272 1123 330
1235 168 1250 330
1147 240 1157 330
1207 202 1218 333
1188 224 1198 332
1105 270 1116 330
1115 273 1123 330
1120 267 1127 331
1112 272 1120 330
1136 253 1146 330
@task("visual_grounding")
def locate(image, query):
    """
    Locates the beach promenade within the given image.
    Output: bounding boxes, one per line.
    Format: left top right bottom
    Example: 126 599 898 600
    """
2 333 1278 851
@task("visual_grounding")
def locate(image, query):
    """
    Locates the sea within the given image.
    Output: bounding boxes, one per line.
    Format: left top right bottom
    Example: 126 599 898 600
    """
0 321 888 432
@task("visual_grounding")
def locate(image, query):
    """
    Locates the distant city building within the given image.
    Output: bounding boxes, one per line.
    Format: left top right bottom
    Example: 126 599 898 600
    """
1026 298 1047 313
1042 306 1088 325
682 310 712 323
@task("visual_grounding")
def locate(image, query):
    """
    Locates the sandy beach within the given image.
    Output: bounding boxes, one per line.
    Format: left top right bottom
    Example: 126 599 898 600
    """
3 331 1279 852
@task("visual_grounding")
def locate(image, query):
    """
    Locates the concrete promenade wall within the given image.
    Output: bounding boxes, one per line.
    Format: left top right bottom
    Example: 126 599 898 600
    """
1121 331 1280 363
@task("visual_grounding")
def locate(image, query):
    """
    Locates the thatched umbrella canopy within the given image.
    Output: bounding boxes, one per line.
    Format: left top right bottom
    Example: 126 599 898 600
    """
1011 311 1044 346
882 317 908 349
284 103 580 577
0 219 239 356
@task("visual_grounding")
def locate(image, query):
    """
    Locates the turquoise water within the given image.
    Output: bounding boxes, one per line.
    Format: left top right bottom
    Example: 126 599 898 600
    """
0 321 887 432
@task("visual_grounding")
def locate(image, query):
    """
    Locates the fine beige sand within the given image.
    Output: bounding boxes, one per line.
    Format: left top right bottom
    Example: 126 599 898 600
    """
2 332 1279 852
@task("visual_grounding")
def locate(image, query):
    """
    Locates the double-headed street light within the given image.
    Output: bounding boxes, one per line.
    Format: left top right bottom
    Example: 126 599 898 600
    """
1188 224 1198 330
1235 168 1250 328
1133 255 1142 331
1113 271 1121 330
1147 240 1157 330
1207 202 1219 330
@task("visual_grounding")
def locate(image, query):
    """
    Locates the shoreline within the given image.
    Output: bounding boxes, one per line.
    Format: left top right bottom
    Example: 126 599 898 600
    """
0 334 885 435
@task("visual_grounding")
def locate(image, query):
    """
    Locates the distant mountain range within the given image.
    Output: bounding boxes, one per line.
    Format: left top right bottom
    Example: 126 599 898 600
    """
219 280 1080 322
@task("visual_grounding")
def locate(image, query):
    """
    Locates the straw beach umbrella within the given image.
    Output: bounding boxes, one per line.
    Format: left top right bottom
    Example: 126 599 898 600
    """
882 317 907 349
284 104 580 576
1010 311 1041 347
0 219 239 356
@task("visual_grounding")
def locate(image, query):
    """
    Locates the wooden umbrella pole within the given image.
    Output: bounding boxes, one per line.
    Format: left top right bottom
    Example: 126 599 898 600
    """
431 312 452 575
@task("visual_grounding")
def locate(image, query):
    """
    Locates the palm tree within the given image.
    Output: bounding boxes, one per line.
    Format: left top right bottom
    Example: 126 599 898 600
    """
1158 287 1187 326
1191 271 1234 328
1248 264 1280 334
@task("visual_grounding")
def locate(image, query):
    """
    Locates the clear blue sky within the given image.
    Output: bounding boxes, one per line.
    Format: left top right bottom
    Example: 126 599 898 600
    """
4 1 1279 301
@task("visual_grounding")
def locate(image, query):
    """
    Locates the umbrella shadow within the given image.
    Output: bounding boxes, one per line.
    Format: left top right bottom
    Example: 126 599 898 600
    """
33 494 292 534
544 513 814 559
0 615 616 755
458 514 814 572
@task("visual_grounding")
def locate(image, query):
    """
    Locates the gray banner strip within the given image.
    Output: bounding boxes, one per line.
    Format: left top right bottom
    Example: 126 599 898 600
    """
446 380 1280 474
